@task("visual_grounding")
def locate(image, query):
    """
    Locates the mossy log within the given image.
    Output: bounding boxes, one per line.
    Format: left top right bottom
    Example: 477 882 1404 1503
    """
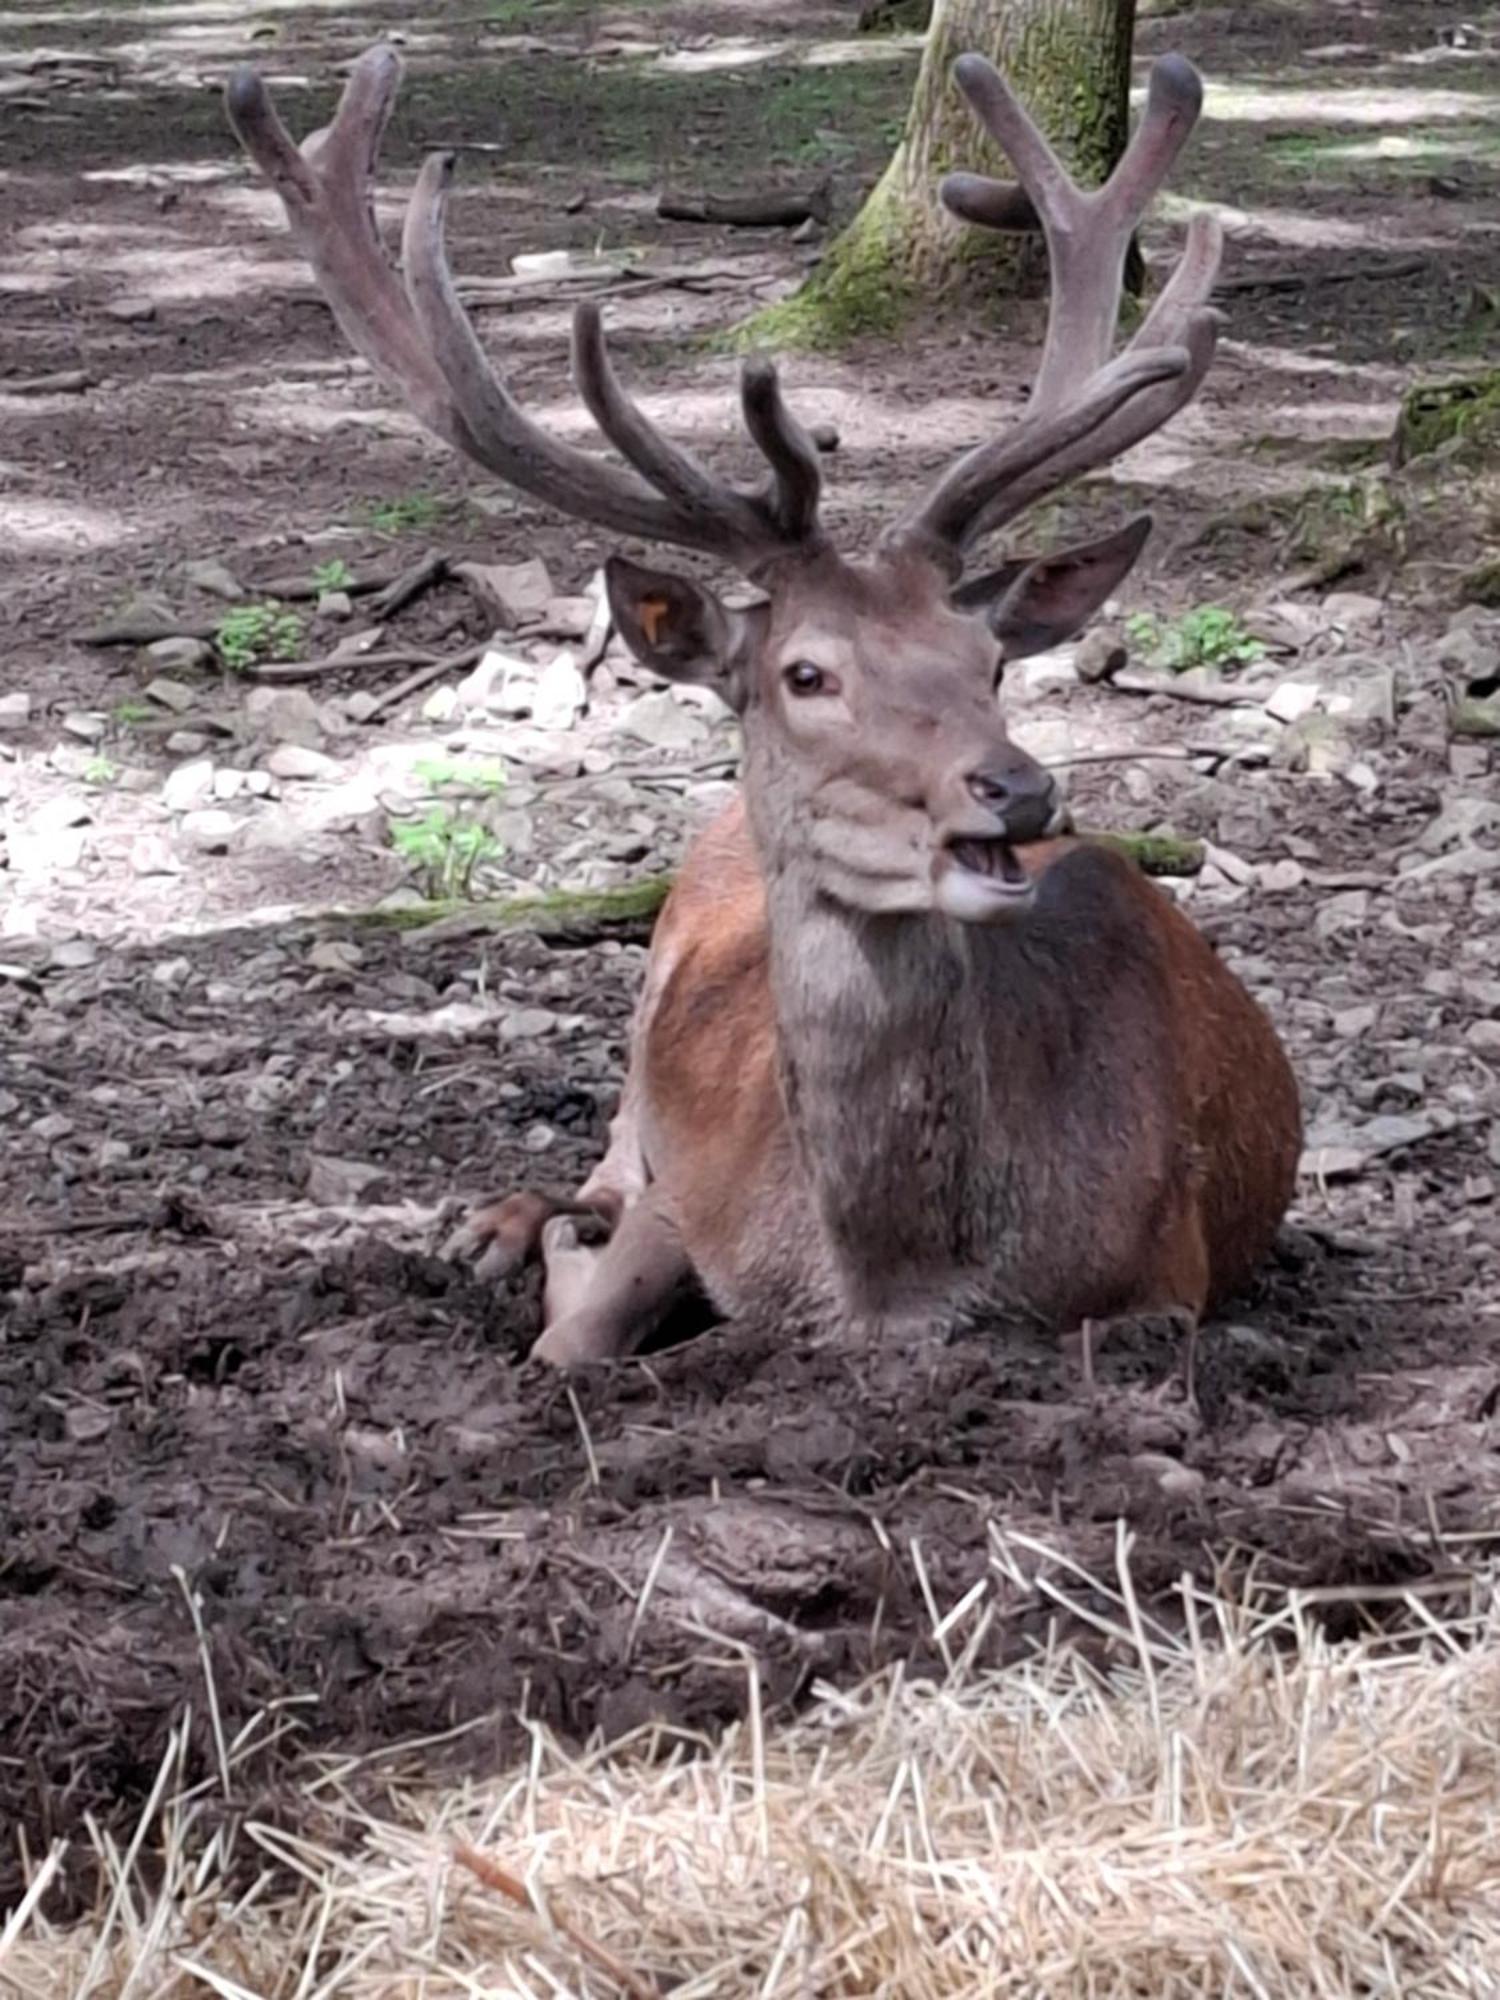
341 828 1203 940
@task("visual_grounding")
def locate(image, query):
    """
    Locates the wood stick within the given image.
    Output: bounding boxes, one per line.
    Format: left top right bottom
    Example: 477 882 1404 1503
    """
452 1843 661 1999
657 182 831 229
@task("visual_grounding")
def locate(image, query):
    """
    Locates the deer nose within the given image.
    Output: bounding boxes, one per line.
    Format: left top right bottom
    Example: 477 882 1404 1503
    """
965 761 1060 843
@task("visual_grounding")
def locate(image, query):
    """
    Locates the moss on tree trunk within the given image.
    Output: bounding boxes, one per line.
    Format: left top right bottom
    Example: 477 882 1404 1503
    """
748 0 1137 348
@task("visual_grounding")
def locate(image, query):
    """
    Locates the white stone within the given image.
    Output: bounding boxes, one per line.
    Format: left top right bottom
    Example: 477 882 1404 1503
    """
162 757 215 812
0 692 33 727
265 743 339 781
144 674 199 712
422 684 461 724
146 636 211 674
61 711 107 742
533 649 586 729
130 834 184 876
245 685 324 747
180 808 237 852
1264 680 1320 724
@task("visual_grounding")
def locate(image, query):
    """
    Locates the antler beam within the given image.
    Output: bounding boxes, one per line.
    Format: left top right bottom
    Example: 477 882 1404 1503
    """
888 53 1224 568
226 46 825 570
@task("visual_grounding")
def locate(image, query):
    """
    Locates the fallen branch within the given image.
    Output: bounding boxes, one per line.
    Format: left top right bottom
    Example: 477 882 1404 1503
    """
76 614 220 647
452 1843 662 2000
366 549 450 620
4 367 95 396
1106 674 1262 710
657 182 830 229
249 640 484 691
1213 257 1427 296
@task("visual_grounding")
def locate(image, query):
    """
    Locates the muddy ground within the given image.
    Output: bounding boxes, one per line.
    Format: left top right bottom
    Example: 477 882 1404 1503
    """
4 0 1500 1918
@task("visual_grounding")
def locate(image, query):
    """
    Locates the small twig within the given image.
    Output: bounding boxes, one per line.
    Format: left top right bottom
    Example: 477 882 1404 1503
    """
452 1843 661 1999
247 645 449 686
172 1566 233 1801
363 643 487 718
257 563 403 603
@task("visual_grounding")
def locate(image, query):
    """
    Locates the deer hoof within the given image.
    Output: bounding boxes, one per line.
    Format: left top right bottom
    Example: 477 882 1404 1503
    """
443 1192 552 1282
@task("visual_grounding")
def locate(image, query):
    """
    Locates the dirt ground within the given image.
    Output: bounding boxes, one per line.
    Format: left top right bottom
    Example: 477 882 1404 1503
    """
3 0 1500 1919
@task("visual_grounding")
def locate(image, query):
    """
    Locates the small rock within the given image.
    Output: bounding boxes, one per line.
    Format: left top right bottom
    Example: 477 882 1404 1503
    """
1468 1020 1500 1053
245 686 325 748
162 758 215 812
63 1406 114 1444
537 595 597 638
622 689 706 752
1074 627 1128 684
151 956 192 988
146 635 212 674
1315 890 1369 939
180 808 237 853
49 938 98 970
524 1122 557 1153
181 556 243 600
11 824 87 872
1258 858 1306 893
212 769 247 800
500 1006 561 1040
422 684 461 724
35 796 93 832
344 691 381 724
265 743 339 781
456 556 555 628
306 1154 388 1205
61 711 107 743
165 731 208 756
130 834 183 876
0 692 33 728
533 649 587 729
244 769 275 797
1203 842 1256 887
1334 1004 1379 1037
455 648 537 717
307 938 363 974
316 589 353 618
31 1111 76 1143
1321 590 1384 628
1264 681 1320 725
106 294 157 322
144 674 200 713
97 1138 132 1170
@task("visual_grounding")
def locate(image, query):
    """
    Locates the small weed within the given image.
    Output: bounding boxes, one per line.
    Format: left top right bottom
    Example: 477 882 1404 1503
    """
216 601 303 672
312 558 354 592
1127 606 1265 675
362 493 447 536
84 756 119 786
113 700 155 726
390 806 503 899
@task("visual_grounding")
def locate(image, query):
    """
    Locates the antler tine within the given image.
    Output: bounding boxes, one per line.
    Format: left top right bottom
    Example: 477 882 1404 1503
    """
229 46 824 566
740 356 824 543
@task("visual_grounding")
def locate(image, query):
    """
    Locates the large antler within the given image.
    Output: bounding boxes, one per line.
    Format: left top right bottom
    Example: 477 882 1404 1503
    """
887 53 1223 570
225 46 824 571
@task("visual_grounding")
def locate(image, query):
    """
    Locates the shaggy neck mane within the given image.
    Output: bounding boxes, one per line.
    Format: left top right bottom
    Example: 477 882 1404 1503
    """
763 867 1040 1321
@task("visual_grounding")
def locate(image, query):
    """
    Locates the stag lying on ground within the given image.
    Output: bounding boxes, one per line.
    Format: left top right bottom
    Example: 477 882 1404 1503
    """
228 46 1301 1368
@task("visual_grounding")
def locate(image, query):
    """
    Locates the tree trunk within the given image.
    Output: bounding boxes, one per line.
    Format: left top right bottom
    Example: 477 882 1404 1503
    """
756 0 1137 346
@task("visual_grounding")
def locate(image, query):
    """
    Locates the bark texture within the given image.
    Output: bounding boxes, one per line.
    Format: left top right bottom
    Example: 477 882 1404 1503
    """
757 0 1137 345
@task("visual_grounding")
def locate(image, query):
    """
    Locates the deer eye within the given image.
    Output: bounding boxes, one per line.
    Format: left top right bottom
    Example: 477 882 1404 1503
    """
784 660 836 698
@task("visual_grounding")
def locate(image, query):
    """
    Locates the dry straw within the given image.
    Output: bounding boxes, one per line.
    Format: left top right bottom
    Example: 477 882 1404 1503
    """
5 1536 1500 1999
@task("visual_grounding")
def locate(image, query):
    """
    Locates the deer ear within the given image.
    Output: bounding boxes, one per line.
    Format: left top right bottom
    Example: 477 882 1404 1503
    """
974 514 1153 661
605 555 757 702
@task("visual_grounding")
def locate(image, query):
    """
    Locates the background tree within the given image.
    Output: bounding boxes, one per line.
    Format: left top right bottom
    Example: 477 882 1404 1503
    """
760 0 1138 345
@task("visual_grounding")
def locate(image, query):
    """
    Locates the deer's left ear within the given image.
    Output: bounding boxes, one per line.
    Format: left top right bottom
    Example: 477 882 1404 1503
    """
954 514 1153 661
605 556 764 709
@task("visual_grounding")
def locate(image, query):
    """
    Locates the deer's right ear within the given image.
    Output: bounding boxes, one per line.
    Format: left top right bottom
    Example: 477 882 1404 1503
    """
605 556 759 705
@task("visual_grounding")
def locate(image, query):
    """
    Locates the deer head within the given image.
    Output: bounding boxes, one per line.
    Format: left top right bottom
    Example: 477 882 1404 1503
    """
226 47 1221 924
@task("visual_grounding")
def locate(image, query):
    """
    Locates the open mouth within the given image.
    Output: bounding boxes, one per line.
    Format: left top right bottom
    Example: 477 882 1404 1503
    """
946 836 1032 895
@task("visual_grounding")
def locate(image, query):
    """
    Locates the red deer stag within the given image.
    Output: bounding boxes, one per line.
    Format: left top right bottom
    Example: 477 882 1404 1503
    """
228 45 1301 1368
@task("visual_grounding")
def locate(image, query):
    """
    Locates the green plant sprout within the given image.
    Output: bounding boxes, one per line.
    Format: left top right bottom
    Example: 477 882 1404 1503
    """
389 806 503 899
312 558 354 592
1126 606 1265 675
216 601 303 671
